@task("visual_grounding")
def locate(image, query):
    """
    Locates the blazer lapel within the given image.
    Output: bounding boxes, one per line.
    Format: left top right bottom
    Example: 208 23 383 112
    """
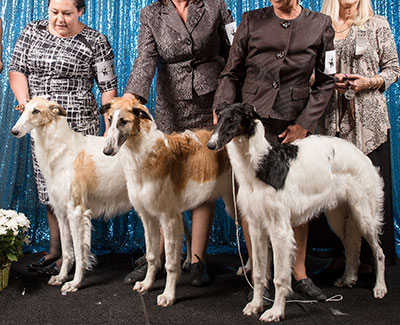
186 0 205 34
160 1 189 37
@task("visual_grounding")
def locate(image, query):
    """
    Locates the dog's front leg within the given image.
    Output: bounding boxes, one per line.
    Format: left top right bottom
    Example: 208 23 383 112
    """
61 205 88 292
157 212 183 307
260 215 294 323
49 213 73 286
133 211 160 294
243 219 268 316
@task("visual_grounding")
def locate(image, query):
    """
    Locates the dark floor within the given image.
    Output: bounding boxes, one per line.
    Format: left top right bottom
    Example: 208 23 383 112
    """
0 253 399 324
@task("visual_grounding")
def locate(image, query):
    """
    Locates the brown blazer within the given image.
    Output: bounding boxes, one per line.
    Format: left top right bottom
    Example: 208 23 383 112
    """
125 0 233 103
214 6 335 132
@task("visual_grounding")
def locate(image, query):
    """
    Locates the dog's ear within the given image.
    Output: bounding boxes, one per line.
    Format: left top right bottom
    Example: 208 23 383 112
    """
215 102 230 116
242 103 261 120
131 107 152 121
99 103 112 115
50 104 67 116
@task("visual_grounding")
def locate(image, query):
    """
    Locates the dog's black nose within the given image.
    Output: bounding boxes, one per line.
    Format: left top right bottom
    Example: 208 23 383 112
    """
207 142 216 150
11 129 19 136
103 147 114 156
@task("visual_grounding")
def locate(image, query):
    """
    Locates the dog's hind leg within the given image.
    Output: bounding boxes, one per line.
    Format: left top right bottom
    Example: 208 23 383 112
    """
333 217 361 289
61 205 88 292
158 212 183 307
260 212 295 323
134 211 161 294
243 219 269 316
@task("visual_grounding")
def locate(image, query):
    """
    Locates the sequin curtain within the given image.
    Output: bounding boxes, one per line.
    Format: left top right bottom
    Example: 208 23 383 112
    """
0 0 399 257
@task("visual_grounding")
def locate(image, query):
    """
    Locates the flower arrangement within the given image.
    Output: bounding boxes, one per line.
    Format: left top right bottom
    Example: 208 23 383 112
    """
0 209 30 266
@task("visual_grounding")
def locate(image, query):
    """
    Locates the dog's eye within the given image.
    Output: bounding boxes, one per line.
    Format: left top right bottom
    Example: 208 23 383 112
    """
108 116 113 123
119 119 128 126
32 109 40 115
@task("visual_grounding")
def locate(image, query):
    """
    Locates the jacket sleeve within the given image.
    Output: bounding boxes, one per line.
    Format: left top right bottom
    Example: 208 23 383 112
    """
124 8 158 103
376 16 400 91
295 15 335 133
213 12 249 108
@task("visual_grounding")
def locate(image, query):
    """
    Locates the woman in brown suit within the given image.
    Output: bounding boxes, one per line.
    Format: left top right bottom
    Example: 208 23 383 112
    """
213 0 336 302
123 0 233 286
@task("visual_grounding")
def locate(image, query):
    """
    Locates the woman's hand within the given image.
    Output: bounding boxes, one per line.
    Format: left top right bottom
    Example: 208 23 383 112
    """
334 73 349 94
346 73 371 92
278 124 308 144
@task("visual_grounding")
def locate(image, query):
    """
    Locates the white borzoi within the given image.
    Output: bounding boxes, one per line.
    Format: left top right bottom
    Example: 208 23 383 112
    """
207 102 387 322
11 97 133 292
100 97 234 306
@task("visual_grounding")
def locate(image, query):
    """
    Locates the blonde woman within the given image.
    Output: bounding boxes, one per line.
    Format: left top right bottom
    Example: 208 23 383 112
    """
321 0 400 274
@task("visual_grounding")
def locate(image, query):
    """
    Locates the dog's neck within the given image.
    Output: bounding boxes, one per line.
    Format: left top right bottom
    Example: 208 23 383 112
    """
31 117 79 174
227 120 271 182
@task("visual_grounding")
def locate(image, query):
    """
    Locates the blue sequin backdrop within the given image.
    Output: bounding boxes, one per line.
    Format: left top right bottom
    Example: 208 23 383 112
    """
0 0 399 257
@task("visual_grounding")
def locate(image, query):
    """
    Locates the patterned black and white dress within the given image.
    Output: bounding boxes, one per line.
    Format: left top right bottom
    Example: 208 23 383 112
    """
9 20 117 204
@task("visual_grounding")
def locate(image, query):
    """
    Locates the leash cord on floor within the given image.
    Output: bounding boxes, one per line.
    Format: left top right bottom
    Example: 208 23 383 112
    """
231 170 343 305
139 293 151 325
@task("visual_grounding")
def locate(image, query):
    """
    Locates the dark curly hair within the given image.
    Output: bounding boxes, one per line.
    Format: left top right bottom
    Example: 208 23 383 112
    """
48 0 86 12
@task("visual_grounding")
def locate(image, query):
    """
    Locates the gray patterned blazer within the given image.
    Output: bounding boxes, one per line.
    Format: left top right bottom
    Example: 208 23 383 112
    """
125 0 233 103
214 6 335 133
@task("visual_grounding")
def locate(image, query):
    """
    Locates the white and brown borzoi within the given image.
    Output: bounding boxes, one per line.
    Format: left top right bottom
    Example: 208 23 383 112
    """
100 97 233 307
11 97 133 292
207 103 387 322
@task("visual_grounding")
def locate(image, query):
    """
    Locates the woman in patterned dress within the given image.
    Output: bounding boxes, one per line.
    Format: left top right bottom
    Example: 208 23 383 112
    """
321 0 400 273
123 0 234 286
9 0 118 275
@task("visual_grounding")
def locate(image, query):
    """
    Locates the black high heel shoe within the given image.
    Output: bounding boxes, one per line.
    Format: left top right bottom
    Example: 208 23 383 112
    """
36 261 60 276
26 254 60 272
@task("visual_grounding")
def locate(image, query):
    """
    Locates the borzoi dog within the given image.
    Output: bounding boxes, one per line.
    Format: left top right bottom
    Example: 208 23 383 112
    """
207 102 386 322
100 97 233 307
11 97 133 292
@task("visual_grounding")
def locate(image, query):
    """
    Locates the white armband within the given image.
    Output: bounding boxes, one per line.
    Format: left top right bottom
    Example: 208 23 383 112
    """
96 60 116 82
225 21 237 46
324 50 336 75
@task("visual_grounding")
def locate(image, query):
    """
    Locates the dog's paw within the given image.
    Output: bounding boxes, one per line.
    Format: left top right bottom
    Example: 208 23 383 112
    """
61 281 79 292
182 259 191 272
236 261 251 276
259 307 284 323
243 302 263 316
48 275 66 286
157 293 175 307
334 276 357 288
373 285 387 299
133 280 152 294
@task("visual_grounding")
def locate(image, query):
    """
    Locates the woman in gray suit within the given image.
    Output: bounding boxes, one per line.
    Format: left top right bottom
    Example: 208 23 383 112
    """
123 0 233 287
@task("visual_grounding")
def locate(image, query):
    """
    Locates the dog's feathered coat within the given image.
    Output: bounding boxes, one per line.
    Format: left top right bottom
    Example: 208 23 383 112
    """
208 102 386 323
101 97 233 307
11 97 132 292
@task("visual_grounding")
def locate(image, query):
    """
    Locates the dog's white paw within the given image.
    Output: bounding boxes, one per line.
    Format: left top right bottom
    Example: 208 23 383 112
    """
334 276 357 288
48 275 66 286
61 281 79 292
157 293 175 307
237 266 249 276
133 280 152 294
259 307 284 323
373 285 387 299
243 302 263 316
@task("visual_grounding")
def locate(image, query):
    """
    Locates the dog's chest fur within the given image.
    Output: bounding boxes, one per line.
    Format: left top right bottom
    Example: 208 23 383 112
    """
255 143 298 190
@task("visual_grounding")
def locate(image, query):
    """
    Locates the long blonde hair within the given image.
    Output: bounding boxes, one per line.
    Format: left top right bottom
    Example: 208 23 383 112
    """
321 0 374 26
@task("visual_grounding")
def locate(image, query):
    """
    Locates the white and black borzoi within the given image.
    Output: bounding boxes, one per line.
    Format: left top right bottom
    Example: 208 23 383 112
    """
100 97 234 307
207 102 387 322
11 97 133 292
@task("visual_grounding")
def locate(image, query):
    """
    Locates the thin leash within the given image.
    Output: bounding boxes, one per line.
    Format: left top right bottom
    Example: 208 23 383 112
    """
139 293 151 325
231 170 343 305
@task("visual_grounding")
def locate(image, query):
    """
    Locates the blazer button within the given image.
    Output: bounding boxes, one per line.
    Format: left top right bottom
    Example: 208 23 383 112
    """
281 21 291 28
272 81 279 89
276 51 285 59
186 66 192 73
185 38 192 45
